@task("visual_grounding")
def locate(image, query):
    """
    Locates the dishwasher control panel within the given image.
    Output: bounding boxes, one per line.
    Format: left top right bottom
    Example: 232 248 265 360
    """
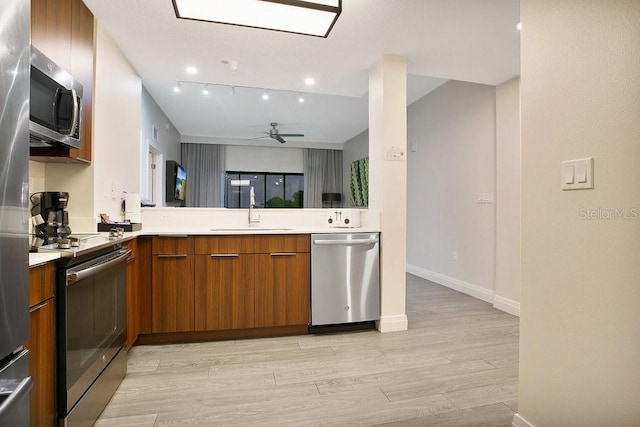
327 209 361 228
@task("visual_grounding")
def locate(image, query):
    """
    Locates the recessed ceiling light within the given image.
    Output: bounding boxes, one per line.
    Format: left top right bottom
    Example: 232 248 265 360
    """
173 0 342 38
516 22 522 31
304 77 315 86
186 66 197 74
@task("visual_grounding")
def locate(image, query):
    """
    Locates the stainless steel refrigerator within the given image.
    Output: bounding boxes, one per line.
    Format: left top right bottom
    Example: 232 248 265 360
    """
0 0 32 425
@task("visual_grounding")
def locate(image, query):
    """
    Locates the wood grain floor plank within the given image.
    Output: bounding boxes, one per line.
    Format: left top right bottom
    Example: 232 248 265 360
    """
98 274 519 426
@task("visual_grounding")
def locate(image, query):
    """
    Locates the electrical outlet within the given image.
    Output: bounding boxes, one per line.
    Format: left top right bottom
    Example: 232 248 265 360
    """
452 251 458 261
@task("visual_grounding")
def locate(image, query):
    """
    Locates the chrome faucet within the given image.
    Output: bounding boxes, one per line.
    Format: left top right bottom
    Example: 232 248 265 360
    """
248 186 260 225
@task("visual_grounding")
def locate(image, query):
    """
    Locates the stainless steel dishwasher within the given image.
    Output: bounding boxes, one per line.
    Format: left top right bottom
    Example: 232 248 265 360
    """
311 233 380 328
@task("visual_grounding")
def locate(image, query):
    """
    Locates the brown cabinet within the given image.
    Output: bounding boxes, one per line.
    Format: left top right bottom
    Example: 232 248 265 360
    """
26 262 56 427
123 239 138 349
145 234 310 338
30 0 94 164
255 252 310 327
31 0 72 70
253 235 310 327
194 254 255 331
193 236 254 331
151 237 194 333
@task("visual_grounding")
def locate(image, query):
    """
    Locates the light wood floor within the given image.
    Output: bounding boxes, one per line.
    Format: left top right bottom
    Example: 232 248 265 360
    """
96 274 519 426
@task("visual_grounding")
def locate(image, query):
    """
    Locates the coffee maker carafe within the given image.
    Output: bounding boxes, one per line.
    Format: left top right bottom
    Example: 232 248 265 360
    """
31 191 72 245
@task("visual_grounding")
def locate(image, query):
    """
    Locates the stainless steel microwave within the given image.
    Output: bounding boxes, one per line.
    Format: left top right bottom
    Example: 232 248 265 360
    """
29 46 83 149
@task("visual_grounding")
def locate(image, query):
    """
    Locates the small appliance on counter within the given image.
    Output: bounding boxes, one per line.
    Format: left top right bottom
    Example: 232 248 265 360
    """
327 209 361 228
30 191 72 248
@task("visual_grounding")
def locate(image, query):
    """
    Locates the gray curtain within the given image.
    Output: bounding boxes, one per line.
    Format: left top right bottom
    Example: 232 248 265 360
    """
303 149 343 208
180 143 225 207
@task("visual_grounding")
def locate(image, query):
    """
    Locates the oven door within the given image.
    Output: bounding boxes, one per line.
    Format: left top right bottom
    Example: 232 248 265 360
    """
58 248 130 414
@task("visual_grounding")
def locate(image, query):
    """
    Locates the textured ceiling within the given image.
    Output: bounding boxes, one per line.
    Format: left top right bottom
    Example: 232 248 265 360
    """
83 0 520 145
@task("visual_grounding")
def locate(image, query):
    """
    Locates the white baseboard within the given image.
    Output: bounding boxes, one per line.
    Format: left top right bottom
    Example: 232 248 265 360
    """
512 413 534 427
406 264 520 317
377 315 408 333
493 295 520 317
406 264 494 303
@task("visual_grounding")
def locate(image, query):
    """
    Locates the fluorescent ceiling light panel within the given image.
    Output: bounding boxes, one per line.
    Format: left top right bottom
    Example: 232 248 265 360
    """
173 0 342 38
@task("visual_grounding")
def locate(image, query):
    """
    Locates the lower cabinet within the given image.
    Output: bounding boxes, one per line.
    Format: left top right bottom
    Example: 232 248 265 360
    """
26 262 56 427
255 252 310 327
123 239 138 349
151 236 194 333
147 234 310 338
194 254 255 331
151 254 194 333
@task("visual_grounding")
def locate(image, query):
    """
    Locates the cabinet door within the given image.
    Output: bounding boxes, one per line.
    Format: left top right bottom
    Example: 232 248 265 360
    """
69 0 94 163
194 254 255 331
255 253 310 327
26 299 55 427
31 0 72 71
151 255 194 333
124 240 138 348
126 257 138 349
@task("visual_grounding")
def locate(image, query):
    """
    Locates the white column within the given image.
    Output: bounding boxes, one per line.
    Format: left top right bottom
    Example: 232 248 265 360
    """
369 55 408 332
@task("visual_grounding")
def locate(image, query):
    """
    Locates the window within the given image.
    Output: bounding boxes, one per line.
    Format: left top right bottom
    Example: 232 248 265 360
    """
225 172 303 208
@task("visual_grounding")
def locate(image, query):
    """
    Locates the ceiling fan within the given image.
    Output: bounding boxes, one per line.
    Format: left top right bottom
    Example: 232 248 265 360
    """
262 122 305 144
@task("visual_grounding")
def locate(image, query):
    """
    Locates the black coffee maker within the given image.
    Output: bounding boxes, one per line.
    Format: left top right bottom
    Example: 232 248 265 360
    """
31 191 72 246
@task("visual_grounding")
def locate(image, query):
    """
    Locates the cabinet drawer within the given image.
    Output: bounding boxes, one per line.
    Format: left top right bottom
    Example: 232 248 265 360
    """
152 236 193 255
193 235 254 254
254 235 310 254
29 262 55 307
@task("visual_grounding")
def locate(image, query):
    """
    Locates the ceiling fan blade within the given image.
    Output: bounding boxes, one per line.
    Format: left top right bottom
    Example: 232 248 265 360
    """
274 135 286 144
278 133 305 138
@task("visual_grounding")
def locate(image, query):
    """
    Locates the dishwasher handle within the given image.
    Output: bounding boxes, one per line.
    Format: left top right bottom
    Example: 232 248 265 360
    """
313 238 378 246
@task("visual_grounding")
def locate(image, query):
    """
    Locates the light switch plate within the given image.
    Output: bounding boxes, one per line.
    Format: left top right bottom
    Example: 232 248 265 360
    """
561 157 594 190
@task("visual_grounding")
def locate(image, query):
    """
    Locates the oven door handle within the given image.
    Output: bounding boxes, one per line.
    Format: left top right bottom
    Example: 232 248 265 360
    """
67 249 131 285
0 376 33 419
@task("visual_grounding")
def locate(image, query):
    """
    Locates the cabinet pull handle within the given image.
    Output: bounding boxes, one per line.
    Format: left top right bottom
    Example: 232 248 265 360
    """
210 254 239 258
157 254 188 258
270 252 296 256
30 301 49 312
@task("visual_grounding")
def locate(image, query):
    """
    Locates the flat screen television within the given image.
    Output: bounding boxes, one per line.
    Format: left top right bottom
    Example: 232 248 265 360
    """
166 160 186 205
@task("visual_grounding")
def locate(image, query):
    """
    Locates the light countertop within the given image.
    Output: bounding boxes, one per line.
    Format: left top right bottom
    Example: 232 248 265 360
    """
29 227 380 266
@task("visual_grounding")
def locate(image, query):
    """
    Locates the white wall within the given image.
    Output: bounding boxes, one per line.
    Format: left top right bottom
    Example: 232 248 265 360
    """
517 1 640 425
369 55 408 333
92 22 142 223
494 77 521 315
225 145 303 173
406 81 497 303
32 23 145 230
342 130 369 207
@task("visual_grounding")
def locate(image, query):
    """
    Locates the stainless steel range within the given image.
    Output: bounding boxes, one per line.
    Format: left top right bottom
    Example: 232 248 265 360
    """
50 238 130 426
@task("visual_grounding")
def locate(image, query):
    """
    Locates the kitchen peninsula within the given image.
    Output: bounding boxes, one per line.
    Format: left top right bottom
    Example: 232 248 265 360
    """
30 207 380 346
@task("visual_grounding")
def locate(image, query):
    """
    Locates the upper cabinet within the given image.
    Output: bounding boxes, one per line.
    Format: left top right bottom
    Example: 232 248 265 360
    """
30 0 94 164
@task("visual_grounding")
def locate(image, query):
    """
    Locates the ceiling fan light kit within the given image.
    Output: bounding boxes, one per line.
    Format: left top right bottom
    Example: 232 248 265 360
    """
172 0 342 38
266 122 304 144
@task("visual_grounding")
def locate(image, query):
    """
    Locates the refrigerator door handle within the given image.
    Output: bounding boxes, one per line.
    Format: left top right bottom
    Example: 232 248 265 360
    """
0 376 33 419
